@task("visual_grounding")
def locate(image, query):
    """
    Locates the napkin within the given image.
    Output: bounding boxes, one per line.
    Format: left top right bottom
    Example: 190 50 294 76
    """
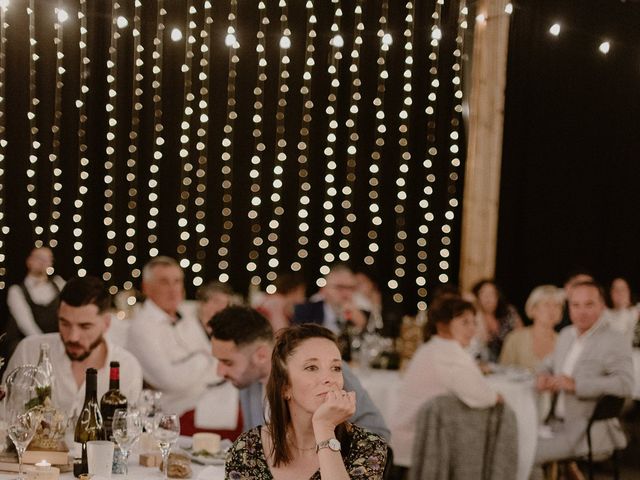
195 381 239 430
197 465 226 480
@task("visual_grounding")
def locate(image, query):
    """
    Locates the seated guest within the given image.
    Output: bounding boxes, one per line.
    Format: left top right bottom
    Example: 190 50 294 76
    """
3 247 66 364
196 281 234 338
469 279 522 362
293 264 368 334
4 276 142 415
535 280 633 466
390 296 499 468
127 256 223 416
209 306 390 440
602 277 639 340
254 272 306 333
500 285 564 371
555 269 595 332
225 323 388 480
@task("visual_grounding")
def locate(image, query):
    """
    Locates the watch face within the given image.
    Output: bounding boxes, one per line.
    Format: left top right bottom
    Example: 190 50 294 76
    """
328 438 341 451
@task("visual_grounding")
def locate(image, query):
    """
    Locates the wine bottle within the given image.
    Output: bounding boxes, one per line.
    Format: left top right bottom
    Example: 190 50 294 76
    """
74 368 106 477
36 343 54 403
100 361 127 440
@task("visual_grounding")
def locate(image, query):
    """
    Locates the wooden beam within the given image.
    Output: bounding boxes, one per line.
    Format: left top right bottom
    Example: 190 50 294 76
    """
459 0 511 293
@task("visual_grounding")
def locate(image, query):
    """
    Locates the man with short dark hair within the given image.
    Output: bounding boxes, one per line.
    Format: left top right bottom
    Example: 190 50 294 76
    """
210 306 390 440
535 280 633 466
4 276 143 415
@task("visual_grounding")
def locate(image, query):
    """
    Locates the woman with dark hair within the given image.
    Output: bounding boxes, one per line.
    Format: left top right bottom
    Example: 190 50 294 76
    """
224 323 387 479
603 277 639 340
470 279 522 362
389 296 499 468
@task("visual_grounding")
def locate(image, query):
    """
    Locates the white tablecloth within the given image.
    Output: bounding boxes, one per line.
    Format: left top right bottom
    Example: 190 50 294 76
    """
353 368 537 480
487 373 537 480
632 349 640 399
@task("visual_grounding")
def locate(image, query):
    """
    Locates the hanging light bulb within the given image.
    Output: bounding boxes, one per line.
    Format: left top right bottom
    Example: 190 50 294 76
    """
598 41 610 55
116 16 128 28
171 28 183 41
549 23 561 36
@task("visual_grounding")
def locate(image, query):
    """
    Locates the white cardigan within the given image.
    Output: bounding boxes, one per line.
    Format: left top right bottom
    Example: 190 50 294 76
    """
390 335 498 466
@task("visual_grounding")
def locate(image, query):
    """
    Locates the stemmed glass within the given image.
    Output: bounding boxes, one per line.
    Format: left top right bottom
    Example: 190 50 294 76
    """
137 389 162 433
7 410 39 480
152 413 180 480
111 409 143 476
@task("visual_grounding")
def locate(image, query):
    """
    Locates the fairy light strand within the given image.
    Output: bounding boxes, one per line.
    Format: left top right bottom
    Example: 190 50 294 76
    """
124 0 143 288
218 0 239 284
438 1 468 285
293 0 317 272
389 0 416 304
148 1 166 259
192 0 213 287
27 0 43 246
103 0 120 293
416 0 444 309
0 0 7 287
176 0 196 275
338 0 364 263
317 0 343 287
72 0 89 277
48 3 67 249
265 0 291 293
247 1 269 287
364 0 390 268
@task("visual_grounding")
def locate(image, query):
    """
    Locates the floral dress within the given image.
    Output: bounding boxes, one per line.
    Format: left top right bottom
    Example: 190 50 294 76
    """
225 423 388 480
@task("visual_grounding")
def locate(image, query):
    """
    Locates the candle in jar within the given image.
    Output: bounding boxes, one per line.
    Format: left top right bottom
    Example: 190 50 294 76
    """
35 460 51 471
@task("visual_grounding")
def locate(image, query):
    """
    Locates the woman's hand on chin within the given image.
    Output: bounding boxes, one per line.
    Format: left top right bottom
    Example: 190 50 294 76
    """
312 389 356 431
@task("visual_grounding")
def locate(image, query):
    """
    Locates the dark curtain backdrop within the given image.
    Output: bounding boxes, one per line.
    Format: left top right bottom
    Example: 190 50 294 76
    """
497 0 640 314
0 0 470 330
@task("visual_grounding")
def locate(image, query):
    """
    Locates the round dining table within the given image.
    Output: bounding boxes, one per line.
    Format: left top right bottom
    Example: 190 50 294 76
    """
353 366 538 480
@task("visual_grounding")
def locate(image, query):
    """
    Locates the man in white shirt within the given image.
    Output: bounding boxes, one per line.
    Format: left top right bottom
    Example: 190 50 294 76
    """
127 257 228 418
535 280 633 466
4 276 143 416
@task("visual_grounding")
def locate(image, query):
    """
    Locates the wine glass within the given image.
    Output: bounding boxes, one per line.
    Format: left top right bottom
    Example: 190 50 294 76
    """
112 409 143 476
7 410 39 480
137 389 162 433
153 413 180 480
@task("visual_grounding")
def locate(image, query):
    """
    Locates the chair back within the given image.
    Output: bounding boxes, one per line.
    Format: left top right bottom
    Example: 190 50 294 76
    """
409 395 517 480
588 395 625 425
382 445 394 480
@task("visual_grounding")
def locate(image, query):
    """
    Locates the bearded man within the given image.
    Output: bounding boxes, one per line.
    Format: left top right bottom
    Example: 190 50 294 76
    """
4 276 143 415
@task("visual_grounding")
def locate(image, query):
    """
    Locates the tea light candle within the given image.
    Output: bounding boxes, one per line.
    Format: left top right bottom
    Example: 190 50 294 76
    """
35 460 51 471
27 461 59 480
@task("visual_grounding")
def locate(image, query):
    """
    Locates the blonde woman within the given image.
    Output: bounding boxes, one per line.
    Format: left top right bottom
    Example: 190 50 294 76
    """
500 285 564 371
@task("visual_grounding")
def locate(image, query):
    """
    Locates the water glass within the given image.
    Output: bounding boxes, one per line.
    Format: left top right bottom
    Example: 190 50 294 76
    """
111 409 142 475
153 413 180 480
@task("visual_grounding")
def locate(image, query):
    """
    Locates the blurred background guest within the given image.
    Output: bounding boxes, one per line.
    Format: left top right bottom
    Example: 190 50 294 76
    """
253 272 306 333
390 296 499 469
500 285 564 371
3 247 66 364
555 268 595 332
469 279 522 362
293 264 368 334
603 277 639 340
196 281 234 337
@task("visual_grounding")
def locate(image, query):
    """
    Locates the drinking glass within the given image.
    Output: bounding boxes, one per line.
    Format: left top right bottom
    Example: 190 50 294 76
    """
137 389 162 433
7 410 39 480
153 413 180 480
111 409 143 476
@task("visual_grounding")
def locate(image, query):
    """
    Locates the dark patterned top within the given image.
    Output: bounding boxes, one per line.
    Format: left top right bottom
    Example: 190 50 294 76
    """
225 423 387 480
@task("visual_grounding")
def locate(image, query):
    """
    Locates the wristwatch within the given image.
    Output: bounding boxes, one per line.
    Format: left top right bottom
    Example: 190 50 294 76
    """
316 438 341 453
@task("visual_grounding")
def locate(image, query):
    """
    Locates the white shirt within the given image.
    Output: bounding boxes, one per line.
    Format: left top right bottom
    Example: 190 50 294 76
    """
556 318 604 418
390 336 498 466
7 275 65 336
602 307 639 340
127 299 222 416
322 301 341 334
3 333 143 417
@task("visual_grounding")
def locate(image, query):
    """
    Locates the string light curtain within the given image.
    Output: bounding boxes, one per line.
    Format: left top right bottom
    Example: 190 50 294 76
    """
0 0 472 314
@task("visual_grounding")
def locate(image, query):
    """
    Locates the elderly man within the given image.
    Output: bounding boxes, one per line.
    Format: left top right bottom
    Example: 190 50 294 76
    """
209 306 390 440
4 276 142 415
292 264 368 334
535 280 633 468
127 257 228 418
